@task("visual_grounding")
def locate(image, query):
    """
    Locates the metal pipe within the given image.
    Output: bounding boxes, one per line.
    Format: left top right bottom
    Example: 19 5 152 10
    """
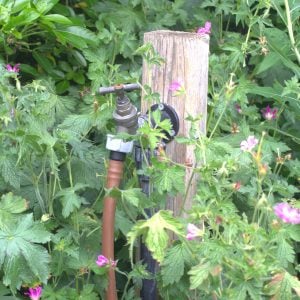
98 83 140 95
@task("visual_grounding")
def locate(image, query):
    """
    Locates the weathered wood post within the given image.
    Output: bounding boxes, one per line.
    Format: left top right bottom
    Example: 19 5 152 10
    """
142 30 209 215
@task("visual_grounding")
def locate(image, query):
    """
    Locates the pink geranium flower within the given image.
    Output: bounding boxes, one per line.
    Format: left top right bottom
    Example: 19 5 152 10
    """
25 286 42 300
261 105 277 120
96 254 109 267
186 223 202 240
6 63 20 73
274 203 300 224
169 80 185 96
240 136 258 152
169 81 181 92
96 254 117 267
197 21 211 35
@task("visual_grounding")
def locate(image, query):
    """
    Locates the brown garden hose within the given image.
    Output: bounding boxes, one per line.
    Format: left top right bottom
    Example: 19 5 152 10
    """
102 159 124 300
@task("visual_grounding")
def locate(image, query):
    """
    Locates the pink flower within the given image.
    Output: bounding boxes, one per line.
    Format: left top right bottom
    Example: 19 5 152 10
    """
169 80 182 92
96 254 117 268
274 203 300 224
261 105 277 120
169 80 185 96
186 223 202 240
25 286 42 300
6 63 20 73
96 255 109 267
197 21 211 35
240 136 258 152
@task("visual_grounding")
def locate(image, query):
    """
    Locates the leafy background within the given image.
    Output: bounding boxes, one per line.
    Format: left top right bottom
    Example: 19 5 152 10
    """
0 0 299 299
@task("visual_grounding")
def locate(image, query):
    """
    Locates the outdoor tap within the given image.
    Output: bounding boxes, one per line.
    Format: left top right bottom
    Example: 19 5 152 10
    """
98 83 140 134
113 87 138 134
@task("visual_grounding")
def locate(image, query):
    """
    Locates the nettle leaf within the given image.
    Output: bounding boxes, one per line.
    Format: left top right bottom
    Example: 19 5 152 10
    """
0 214 51 290
276 234 295 268
188 260 212 290
161 243 190 286
127 210 183 263
115 210 134 236
151 163 185 195
0 156 20 189
107 187 148 207
55 183 88 218
60 114 93 135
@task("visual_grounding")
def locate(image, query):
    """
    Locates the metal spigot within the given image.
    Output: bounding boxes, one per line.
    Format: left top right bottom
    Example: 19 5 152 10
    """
98 83 140 153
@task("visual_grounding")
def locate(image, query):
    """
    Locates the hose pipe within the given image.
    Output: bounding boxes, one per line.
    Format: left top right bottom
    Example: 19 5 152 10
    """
99 84 140 300
102 152 125 300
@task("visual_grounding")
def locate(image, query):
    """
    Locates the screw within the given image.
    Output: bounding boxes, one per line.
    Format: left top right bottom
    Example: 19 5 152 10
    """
158 103 164 110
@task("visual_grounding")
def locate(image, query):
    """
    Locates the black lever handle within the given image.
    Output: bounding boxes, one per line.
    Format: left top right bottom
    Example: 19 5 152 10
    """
98 83 140 95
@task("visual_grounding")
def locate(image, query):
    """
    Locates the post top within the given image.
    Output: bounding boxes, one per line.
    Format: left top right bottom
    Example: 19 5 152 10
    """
144 30 209 43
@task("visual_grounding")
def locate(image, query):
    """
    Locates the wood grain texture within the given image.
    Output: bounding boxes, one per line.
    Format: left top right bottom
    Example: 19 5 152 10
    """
142 30 209 216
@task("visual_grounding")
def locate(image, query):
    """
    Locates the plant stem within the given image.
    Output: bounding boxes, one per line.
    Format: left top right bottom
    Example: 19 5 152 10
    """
285 0 300 65
34 184 46 214
208 102 227 140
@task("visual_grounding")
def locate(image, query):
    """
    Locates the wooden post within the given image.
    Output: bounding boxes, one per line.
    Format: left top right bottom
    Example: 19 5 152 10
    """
142 30 209 216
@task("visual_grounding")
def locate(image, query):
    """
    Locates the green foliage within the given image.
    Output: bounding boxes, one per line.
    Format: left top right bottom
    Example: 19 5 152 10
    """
160 243 191 286
0 193 51 291
0 0 300 298
127 210 183 263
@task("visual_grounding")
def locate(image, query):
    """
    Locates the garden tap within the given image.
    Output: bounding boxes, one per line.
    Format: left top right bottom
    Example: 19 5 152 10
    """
99 83 140 153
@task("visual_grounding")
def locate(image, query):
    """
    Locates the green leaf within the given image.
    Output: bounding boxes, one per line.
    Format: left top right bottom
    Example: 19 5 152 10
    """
55 183 88 218
78 284 98 300
54 26 97 49
10 0 30 14
161 243 190 286
72 72 85 85
115 210 134 236
3 8 40 31
265 28 300 77
188 260 211 290
33 0 59 14
41 14 72 25
265 272 300 300
56 80 70 94
127 210 183 263
32 52 54 74
276 235 295 268
121 188 147 207
254 52 281 75
60 114 93 135
0 156 20 189
0 193 27 215
0 214 51 289
286 225 300 242
152 164 185 195
0 193 28 227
